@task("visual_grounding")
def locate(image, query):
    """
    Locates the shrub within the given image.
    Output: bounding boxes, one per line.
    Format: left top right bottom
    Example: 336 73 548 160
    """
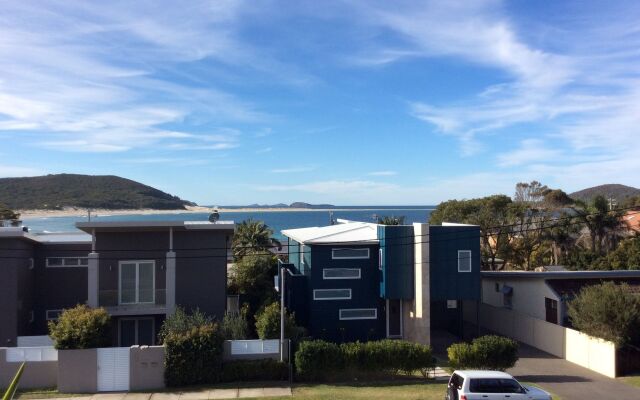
295 340 343 381
255 302 299 340
158 307 212 344
448 335 518 371
221 312 249 340
48 305 110 349
295 339 434 381
163 323 224 387
568 282 640 346
221 359 288 382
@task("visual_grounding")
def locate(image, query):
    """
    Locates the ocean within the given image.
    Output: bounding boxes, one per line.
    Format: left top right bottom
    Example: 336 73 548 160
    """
21 206 435 239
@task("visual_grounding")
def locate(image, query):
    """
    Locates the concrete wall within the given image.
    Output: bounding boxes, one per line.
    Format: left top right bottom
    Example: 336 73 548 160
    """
0 348 57 389
481 277 560 322
468 303 618 378
129 346 165 391
58 349 97 393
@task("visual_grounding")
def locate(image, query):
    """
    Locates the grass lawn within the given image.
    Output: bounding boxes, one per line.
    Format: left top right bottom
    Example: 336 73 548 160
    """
620 375 640 388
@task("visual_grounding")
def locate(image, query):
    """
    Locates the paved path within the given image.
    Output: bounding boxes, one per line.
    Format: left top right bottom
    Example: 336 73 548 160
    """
38 387 291 400
509 345 640 400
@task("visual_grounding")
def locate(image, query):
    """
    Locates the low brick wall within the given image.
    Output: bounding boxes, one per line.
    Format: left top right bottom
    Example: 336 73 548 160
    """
58 349 97 393
130 346 164 391
0 348 57 389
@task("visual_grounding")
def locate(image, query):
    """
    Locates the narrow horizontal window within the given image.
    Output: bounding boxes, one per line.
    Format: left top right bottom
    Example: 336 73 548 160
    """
46 257 89 267
313 288 352 300
458 250 472 272
332 248 370 259
323 268 361 280
46 309 64 321
339 308 377 320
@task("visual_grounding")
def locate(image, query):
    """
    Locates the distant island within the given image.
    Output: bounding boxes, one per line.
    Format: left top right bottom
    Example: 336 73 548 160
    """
570 184 640 202
1 174 196 211
222 202 335 209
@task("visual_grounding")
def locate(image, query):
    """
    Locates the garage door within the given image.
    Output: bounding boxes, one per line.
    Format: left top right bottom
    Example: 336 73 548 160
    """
97 348 130 392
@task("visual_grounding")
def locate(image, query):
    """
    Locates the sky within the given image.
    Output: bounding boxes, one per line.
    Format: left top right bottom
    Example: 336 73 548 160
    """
1 0 640 205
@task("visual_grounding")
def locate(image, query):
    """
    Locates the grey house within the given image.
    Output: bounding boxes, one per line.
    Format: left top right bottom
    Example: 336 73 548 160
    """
0 220 234 347
279 220 481 344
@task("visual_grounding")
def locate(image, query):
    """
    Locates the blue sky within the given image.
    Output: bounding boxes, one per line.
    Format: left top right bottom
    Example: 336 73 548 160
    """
1 1 639 205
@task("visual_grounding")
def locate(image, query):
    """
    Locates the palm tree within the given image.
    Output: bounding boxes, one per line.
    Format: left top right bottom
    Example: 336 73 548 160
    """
571 196 623 254
232 219 281 260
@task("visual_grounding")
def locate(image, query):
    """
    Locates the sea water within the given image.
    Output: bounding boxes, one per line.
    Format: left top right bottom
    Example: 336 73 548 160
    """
21 206 435 239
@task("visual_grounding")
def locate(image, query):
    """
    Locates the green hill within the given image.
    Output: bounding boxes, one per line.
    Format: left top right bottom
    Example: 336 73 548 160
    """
570 184 640 202
0 174 196 210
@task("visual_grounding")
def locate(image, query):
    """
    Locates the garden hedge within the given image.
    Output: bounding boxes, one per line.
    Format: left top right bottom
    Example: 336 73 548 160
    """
448 335 518 371
221 359 289 382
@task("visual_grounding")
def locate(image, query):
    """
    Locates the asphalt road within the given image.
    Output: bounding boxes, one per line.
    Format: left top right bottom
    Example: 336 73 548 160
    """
509 344 640 400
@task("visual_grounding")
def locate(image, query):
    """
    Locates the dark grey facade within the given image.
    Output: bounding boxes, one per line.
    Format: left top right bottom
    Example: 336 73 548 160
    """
0 220 233 347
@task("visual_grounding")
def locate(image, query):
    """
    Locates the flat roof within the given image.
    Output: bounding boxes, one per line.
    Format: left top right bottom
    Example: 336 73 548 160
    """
76 220 235 233
482 270 640 279
0 228 92 244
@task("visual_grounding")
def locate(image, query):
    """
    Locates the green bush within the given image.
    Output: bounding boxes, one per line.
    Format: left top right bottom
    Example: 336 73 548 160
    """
163 323 224 387
295 340 343 381
221 312 249 340
295 339 434 381
255 302 299 340
221 359 288 382
158 307 212 344
48 305 110 349
448 335 518 371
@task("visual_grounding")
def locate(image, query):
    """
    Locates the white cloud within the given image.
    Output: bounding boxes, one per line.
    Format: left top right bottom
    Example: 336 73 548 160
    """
0 164 41 178
368 170 397 176
497 139 562 167
269 166 316 174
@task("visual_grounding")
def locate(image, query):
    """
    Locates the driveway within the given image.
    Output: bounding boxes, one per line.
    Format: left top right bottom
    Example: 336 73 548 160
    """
509 344 640 400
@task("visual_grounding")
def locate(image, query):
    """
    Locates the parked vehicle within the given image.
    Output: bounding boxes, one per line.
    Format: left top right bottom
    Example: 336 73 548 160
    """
446 370 552 400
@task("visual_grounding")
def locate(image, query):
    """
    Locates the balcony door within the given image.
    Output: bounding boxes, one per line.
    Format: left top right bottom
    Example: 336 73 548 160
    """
119 318 155 347
119 261 155 305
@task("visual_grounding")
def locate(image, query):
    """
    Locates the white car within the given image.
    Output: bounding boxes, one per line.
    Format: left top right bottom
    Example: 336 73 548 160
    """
446 370 552 400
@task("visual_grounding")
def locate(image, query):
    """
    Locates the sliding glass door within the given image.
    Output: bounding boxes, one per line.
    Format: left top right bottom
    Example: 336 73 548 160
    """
119 261 155 304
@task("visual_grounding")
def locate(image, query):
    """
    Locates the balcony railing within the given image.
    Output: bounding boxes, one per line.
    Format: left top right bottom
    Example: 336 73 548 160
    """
98 289 166 315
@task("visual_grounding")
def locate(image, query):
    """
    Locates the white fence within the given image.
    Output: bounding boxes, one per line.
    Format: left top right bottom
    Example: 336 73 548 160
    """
17 335 54 347
6 346 58 362
230 339 280 355
467 303 618 378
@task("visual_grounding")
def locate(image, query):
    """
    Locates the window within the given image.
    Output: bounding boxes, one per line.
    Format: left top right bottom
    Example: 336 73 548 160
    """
457 250 472 272
119 261 155 304
28 258 34 270
300 244 306 266
46 257 88 267
339 308 377 320
46 309 63 321
469 378 525 394
323 268 361 279
332 248 370 259
313 288 351 300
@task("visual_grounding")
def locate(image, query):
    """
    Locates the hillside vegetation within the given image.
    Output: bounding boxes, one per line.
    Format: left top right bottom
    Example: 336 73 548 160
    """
570 184 640 202
0 174 195 210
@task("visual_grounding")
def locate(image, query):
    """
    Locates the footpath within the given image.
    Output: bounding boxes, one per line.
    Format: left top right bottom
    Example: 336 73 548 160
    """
26 387 292 400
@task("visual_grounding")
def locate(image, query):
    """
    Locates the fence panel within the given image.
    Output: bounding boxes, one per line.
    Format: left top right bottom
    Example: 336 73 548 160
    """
230 339 280 355
6 347 58 362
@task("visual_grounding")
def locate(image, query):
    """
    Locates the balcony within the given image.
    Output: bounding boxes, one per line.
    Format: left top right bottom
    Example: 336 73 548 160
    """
98 289 167 316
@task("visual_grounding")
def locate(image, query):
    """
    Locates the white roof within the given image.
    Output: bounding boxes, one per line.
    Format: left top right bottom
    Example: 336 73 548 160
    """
282 221 379 244
30 232 92 244
453 370 515 379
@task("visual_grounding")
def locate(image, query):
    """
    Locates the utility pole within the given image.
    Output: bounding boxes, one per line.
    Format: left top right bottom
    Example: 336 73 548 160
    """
280 265 285 362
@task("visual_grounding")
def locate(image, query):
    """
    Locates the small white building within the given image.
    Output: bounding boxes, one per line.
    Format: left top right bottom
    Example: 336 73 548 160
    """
481 270 640 326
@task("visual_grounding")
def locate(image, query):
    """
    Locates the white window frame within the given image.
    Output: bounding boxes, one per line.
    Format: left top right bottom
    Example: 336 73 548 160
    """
313 288 352 301
457 250 472 272
331 248 370 260
300 244 306 266
46 257 89 268
339 308 377 320
118 260 156 305
323 268 361 280
46 309 64 321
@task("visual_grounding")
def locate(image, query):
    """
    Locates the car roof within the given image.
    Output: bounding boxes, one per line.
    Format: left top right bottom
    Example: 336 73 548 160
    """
452 370 515 379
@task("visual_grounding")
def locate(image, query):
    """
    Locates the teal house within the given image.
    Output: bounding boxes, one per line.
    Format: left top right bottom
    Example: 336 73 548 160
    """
280 220 480 344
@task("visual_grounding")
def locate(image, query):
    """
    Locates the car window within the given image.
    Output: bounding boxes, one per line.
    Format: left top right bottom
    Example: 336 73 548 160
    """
469 379 524 393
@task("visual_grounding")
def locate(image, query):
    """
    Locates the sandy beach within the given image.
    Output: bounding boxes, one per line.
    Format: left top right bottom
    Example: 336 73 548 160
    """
17 206 431 219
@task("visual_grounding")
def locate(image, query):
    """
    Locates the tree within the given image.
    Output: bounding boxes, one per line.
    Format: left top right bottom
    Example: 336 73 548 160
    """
568 282 640 347
255 302 299 339
48 305 111 349
229 253 278 317
0 203 20 223
232 219 281 260
377 215 405 225
513 181 550 205
593 236 640 270
572 195 623 254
